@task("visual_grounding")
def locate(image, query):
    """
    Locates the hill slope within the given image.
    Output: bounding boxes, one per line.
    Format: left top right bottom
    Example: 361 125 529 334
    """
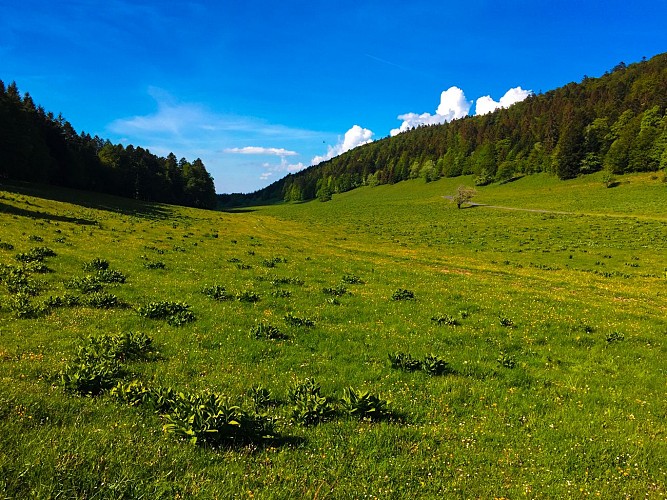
1 174 666 497
229 52 667 205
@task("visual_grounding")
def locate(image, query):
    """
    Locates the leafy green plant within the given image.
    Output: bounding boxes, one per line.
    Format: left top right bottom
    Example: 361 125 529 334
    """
201 284 233 301
82 258 109 271
421 354 453 376
137 301 195 326
60 339 122 396
284 312 314 327
143 261 166 270
497 351 517 369
431 314 459 326
340 387 391 421
162 391 276 446
14 246 56 263
64 275 103 293
247 385 275 409
0 263 38 295
498 315 515 328
0 242 14 251
322 285 348 296
388 352 421 372
270 276 304 286
341 274 364 284
44 293 81 308
391 289 415 301
251 323 287 340
271 289 292 298
606 331 625 343
95 269 127 283
84 292 125 309
8 293 45 319
286 378 335 426
237 290 260 302
60 333 155 396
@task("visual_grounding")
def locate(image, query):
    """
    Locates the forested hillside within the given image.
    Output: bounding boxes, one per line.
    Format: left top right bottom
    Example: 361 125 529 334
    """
0 81 217 209
229 53 667 205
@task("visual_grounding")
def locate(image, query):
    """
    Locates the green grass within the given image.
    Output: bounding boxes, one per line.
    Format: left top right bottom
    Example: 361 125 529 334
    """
1 174 666 498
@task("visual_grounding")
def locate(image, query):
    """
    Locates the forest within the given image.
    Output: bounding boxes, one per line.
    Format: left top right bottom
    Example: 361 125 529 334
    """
225 53 667 205
0 81 217 209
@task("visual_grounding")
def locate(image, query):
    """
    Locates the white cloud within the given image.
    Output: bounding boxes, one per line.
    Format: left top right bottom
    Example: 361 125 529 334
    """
106 87 324 193
224 146 298 156
259 158 306 182
475 86 531 115
312 125 374 165
390 86 471 136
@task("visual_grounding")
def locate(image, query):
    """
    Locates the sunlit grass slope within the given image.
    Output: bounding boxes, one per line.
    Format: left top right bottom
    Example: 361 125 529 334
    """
1 173 666 498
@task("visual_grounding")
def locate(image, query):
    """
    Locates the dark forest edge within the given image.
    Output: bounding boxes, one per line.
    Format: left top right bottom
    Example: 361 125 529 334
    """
0 81 217 209
220 53 667 207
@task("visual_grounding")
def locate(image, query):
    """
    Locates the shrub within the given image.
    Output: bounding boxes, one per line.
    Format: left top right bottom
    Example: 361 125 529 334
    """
340 387 391 421
391 289 415 301
202 284 233 301
271 289 292 298
0 242 14 251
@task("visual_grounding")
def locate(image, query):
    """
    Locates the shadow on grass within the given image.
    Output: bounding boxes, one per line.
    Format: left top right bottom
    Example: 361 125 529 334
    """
218 207 257 214
1 181 174 220
0 201 98 225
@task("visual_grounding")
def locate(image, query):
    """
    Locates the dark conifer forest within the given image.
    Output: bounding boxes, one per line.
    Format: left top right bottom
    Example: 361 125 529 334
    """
224 53 667 205
0 81 217 209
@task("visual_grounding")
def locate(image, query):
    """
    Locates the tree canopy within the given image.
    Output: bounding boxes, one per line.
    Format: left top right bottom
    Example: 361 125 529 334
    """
0 83 217 209
226 52 667 206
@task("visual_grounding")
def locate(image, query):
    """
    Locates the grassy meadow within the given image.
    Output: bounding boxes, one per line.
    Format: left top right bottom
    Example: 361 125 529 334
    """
1 172 666 498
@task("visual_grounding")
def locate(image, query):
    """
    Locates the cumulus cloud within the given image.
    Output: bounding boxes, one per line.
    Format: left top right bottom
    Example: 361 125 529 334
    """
224 146 298 156
312 125 374 165
259 158 306 181
390 86 471 136
475 86 531 115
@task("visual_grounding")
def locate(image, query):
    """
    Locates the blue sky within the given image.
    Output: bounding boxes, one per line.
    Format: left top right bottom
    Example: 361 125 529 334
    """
2 1 666 193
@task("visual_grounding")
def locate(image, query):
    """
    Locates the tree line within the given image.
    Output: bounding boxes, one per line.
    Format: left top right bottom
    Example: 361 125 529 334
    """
226 53 667 206
0 81 217 209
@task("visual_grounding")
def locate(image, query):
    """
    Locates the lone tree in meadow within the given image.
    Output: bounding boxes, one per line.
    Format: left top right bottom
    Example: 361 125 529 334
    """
452 185 477 209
